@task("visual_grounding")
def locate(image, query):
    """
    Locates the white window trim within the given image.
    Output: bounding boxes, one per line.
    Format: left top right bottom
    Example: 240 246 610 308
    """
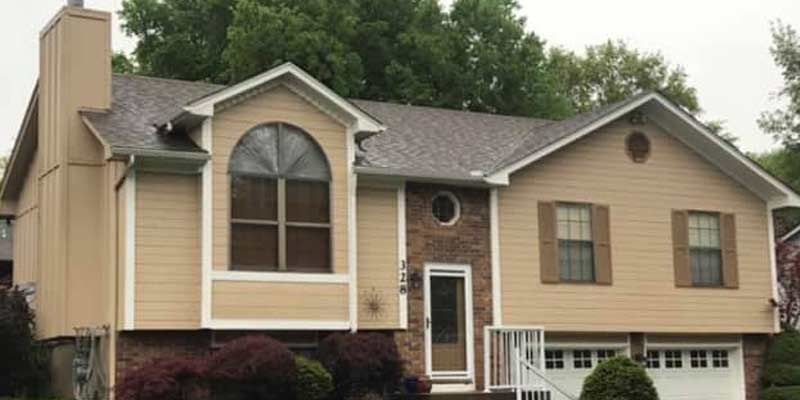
432 191 461 226
211 270 348 284
200 118 213 328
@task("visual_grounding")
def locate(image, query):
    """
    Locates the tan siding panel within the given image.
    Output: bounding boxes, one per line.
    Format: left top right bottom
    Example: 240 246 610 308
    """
211 281 348 321
499 119 773 333
14 152 39 285
135 173 201 329
357 187 400 329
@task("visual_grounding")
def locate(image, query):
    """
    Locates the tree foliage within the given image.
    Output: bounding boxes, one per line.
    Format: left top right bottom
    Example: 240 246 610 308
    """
760 21 800 147
0 287 48 397
777 241 800 329
118 0 701 120
548 40 699 114
580 356 659 400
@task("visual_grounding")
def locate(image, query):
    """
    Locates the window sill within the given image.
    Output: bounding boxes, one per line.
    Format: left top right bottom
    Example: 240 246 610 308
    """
211 270 349 284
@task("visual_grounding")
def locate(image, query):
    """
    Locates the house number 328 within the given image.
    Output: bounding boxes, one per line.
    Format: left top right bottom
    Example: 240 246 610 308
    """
399 260 408 295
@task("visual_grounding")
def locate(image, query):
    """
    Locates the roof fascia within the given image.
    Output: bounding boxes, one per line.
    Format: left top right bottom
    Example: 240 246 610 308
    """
484 93 658 185
183 63 385 133
0 85 39 201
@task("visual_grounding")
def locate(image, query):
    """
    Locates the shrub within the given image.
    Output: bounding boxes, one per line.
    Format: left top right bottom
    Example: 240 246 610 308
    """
207 335 296 400
765 363 800 387
318 332 402 399
763 385 800 400
115 356 207 400
295 356 333 400
0 286 49 397
767 331 800 367
580 356 658 400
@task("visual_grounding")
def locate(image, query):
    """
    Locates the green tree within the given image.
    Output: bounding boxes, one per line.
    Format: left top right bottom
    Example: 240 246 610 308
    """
760 21 800 147
120 0 236 82
548 40 699 114
112 51 137 74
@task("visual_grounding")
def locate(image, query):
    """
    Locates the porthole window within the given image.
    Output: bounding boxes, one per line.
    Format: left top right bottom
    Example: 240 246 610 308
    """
432 192 460 226
625 131 651 163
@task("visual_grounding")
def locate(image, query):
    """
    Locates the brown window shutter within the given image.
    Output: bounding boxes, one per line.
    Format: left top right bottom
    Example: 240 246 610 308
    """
538 201 559 283
671 210 692 287
720 213 739 288
592 204 612 285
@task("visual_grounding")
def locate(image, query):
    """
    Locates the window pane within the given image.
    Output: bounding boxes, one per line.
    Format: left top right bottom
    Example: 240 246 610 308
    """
286 180 330 223
231 175 277 221
286 227 330 272
231 223 278 271
559 240 594 282
229 124 279 176
691 248 722 286
280 125 331 180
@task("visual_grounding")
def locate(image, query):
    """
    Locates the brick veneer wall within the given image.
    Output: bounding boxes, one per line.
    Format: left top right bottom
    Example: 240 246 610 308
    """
394 183 493 389
743 333 769 400
116 331 213 383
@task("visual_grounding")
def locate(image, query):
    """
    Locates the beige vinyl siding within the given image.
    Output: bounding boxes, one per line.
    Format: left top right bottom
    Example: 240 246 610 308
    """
211 281 348 321
14 153 39 285
134 173 201 329
357 186 401 329
499 119 773 333
212 85 349 274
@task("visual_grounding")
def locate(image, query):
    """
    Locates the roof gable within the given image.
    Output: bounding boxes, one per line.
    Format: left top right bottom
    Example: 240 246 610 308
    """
183 63 384 134
484 92 800 207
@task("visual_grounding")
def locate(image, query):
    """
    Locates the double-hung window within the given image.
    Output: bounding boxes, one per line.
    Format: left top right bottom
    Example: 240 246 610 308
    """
557 203 595 282
688 212 722 286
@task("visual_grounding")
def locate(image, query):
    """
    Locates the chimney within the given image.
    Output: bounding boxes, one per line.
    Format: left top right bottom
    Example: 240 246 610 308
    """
67 0 84 7
39 5 112 152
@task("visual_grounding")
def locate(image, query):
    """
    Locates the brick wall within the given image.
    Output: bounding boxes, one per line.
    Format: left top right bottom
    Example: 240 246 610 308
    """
743 333 769 400
116 330 213 383
394 183 493 389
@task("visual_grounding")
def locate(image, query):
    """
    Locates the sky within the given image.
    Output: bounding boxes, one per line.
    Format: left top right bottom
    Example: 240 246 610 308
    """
0 0 798 157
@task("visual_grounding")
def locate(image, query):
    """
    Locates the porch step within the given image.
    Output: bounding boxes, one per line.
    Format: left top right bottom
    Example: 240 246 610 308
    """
392 391 515 400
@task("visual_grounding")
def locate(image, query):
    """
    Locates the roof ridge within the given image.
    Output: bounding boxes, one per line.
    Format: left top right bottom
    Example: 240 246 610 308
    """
112 73 226 88
349 98 554 123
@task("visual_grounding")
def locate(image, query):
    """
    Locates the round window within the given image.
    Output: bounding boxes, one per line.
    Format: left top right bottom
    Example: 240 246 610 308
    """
626 131 651 163
431 192 460 226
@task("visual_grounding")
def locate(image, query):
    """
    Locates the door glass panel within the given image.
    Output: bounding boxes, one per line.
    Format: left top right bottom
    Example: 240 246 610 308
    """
430 276 467 372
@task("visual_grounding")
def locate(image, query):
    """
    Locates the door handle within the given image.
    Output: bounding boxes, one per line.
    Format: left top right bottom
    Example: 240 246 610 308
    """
426 317 431 330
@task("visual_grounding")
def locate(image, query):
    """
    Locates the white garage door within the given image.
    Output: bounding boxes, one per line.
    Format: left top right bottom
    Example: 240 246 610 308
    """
645 348 743 400
543 347 743 400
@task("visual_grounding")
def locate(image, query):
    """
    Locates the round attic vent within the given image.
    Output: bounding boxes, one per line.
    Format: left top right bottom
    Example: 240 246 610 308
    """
625 131 651 163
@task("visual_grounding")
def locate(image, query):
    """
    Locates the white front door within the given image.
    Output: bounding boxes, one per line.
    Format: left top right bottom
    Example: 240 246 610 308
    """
424 263 474 382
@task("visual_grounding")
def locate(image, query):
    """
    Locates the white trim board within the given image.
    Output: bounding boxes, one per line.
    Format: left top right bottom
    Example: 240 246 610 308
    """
490 188 502 326
207 319 350 331
397 183 408 329
484 92 800 208
183 62 384 133
211 270 349 284
123 167 136 330
200 118 213 328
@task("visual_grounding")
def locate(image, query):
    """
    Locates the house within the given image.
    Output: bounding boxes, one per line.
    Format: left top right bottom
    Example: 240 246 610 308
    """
3 3 798 400
0 219 12 287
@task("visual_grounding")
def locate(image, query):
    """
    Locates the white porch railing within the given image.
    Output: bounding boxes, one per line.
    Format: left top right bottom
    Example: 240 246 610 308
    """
484 326 577 400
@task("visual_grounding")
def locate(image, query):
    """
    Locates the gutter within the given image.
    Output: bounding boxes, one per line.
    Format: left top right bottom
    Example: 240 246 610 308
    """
354 165 499 187
111 147 211 161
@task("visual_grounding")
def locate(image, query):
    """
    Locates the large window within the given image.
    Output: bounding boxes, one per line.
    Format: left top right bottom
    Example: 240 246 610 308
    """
688 212 722 286
229 123 331 272
557 203 595 282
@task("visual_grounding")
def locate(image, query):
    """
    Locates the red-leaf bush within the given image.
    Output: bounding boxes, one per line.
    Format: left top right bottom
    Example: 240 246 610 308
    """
318 332 402 399
206 335 296 400
115 356 207 400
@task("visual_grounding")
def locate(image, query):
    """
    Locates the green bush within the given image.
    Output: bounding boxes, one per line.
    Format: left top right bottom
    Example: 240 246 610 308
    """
0 287 49 397
768 331 800 367
295 356 333 400
580 356 658 400
766 363 800 387
763 385 800 400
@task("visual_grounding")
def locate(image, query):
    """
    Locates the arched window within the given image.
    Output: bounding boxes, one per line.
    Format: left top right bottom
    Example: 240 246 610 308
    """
229 123 331 272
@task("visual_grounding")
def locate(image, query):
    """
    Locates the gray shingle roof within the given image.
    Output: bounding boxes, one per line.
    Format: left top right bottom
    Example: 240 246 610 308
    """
82 74 223 154
82 74 651 181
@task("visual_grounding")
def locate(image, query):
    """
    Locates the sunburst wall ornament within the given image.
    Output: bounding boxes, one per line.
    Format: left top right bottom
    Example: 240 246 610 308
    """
363 287 386 320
